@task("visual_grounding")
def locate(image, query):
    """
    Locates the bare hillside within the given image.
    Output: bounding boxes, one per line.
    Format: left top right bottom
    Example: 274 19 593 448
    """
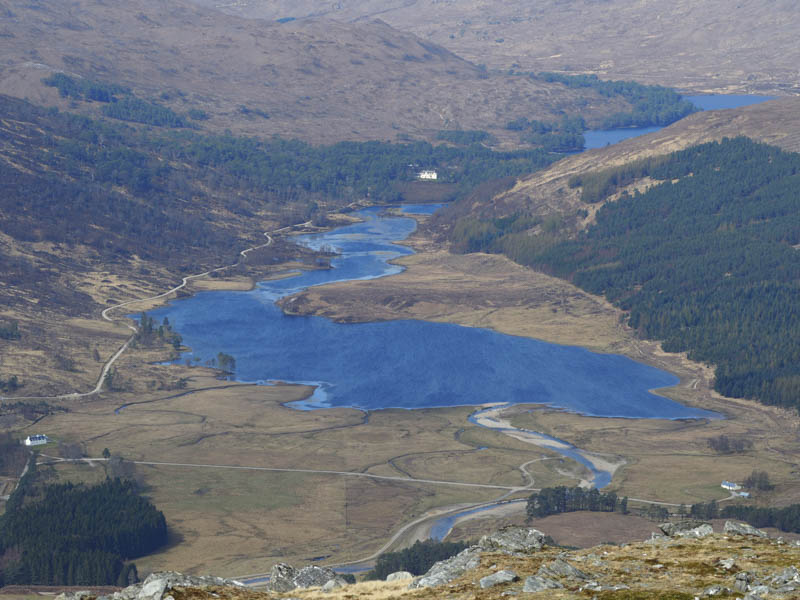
194 0 800 95
0 0 630 143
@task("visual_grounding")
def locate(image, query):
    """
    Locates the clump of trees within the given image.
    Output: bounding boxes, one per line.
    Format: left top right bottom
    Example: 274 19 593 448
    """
215 352 236 373
506 115 586 152
365 539 470 580
533 72 698 128
707 435 754 454
0 375 20 393
0 478 166 586
435 130 493 145
0 433 29 476
42 73 130 103
743 469 774 491
134 313 182 350
102 97 190 128
526 486 626 520
0 320 21 340
689 497 800 533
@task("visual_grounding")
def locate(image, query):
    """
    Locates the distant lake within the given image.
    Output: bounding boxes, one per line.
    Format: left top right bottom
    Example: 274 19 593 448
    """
149 207 718 420
583 93 774 149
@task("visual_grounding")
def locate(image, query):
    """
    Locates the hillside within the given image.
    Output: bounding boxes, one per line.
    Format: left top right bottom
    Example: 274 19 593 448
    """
0 0 644 145
434 97 800 227
434 102 800 411
194 0 800 95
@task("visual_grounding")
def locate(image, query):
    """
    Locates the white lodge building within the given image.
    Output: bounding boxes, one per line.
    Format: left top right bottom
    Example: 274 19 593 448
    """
24 434 49 446
417 169 438 180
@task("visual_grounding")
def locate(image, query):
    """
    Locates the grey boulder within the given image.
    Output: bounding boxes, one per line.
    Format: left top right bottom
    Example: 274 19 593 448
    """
522 575 563 593
267 563 338 592
478 527 546 555
267 563 298 593
321 577 349 592
724 520 768 538
409 547 482 588
479 570 519 588
538 558 590 581
386 571 414 582
659 520 713 538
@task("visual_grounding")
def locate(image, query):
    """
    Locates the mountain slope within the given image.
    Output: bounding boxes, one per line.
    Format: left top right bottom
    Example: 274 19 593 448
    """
0 0 635 144
193 0 800 95
435 97 800 226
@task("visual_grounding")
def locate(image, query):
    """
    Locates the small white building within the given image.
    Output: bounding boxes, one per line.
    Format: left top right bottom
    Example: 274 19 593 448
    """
721 480 741 491
417 169 438 180
24 434 49 446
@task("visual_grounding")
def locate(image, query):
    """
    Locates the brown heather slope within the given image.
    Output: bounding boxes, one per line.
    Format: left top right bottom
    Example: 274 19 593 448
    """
0 0 630 144
192 0 800 95
441 97 800 228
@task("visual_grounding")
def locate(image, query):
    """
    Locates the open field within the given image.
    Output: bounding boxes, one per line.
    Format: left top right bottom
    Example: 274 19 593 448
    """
21 370 582 576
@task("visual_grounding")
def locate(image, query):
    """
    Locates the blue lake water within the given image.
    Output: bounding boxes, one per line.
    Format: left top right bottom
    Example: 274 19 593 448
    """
149 206 717 420
583 93 775 149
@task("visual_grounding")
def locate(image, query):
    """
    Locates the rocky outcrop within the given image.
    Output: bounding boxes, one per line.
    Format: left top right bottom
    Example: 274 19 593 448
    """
385 571 414 582
724 520 768 538
56 572 244 600
479 569 518 588
409 547 483 589
410 527 547 589
538 557 590 581
522 575 563 592
477 527 546 555
267 563 340 592
267 563 298 593
659 520 714 538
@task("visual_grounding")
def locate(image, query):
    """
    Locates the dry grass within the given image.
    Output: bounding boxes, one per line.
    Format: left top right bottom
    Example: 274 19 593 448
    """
506 402 800 505
18 377 539 575
280 249 630 354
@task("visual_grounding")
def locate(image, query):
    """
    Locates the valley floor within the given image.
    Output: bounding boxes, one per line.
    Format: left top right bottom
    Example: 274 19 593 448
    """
3 210 799 579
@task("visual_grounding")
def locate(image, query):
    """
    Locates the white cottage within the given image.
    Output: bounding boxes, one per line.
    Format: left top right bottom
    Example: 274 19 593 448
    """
417 169 438 180
24 434 49 446
721 480 741 491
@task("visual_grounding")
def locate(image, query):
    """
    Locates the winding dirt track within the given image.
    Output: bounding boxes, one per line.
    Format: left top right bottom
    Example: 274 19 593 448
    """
1 220 308 402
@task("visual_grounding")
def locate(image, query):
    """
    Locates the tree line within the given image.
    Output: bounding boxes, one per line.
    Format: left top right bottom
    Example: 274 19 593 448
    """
526 486 627 519
532 72 698 128
43 73 192 128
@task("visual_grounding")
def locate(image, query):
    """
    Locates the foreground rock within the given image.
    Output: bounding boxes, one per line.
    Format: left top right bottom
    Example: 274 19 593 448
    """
409 547 483 589
523 575 563 592
479 570 518 588
724 520 769 538
477 528 546 554
659 520 714 538
56 572 244 600
410 528 546 589
267 563 340 592
538 558 591 581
